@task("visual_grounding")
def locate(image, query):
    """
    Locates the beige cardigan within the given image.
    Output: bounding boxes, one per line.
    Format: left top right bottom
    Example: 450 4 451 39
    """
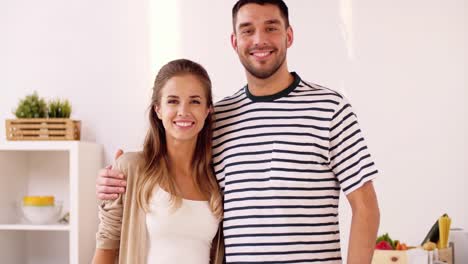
95 152 224 264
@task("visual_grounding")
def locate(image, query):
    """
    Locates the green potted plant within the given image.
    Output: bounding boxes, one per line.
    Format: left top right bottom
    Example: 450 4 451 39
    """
48 99 72 118
6 92 81 141
13 91 48 118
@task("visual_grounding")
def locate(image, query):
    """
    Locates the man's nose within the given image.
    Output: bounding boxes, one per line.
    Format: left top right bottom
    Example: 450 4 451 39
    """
252 31 268 46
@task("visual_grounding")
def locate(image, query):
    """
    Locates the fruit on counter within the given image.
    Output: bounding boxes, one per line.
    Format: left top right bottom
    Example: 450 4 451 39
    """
423 241 437 251
376 233 396 249
23 196 55 206
395 241 408 250
375 233 411 251
375 241 393 250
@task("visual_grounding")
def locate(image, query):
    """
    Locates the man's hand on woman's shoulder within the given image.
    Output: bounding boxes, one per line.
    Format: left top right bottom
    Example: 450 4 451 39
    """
96 149 127 200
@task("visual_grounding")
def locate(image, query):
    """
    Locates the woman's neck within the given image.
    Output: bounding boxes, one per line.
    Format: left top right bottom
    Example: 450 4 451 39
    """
166 138 196 177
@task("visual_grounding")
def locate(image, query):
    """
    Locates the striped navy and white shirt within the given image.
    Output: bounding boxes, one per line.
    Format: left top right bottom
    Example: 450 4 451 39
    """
213 72 378 263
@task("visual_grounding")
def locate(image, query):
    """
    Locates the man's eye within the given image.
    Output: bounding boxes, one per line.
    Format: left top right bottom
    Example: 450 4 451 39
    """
242 29 253 35
267 27 277 32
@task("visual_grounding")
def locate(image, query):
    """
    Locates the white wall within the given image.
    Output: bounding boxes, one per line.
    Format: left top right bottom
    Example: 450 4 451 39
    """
1 0 152 157
1 0 467 261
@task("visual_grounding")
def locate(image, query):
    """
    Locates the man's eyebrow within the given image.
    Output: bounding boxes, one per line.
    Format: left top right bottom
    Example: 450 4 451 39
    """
238 22 253 29
238 19 281 30
265 19 281 25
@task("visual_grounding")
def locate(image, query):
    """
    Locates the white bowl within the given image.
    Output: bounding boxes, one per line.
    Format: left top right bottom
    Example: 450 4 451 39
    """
20 202 62 224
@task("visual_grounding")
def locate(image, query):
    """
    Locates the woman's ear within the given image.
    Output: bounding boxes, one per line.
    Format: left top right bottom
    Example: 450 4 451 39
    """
155 105 162 119
207 106 214 118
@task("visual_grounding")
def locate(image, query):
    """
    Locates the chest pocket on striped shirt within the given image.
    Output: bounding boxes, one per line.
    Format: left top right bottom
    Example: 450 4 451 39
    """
270 141 332 187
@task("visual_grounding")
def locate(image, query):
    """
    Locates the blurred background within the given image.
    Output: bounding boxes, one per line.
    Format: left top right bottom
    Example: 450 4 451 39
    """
1 0 466 261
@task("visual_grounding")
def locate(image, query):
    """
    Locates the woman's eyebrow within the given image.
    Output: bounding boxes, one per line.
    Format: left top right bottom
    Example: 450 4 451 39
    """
166 95 202 99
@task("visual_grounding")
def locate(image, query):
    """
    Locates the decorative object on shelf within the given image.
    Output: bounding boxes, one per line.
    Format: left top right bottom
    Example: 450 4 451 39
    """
0 141 102 263
20 196 63 225
6 118 81 140
58 212 70 224
48 99 72 118
5 91 81 140
13 91 48 118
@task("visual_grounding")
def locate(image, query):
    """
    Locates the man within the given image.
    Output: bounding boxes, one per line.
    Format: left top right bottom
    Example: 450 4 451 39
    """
96 1 380 263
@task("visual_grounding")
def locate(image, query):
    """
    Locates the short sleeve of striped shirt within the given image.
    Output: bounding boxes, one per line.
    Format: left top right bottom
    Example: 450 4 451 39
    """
329 96 378 195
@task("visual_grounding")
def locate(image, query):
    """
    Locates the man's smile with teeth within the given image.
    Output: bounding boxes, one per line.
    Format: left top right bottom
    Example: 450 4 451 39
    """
251 50 274 58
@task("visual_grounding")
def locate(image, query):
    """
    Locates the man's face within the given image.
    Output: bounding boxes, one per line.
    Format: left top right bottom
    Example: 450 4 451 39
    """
231 3 293 79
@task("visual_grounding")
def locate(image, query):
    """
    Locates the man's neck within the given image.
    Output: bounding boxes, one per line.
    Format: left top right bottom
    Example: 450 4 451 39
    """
246 66 294 97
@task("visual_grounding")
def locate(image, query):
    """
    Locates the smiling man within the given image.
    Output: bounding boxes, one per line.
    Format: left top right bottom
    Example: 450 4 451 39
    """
211 1 380 263
233 3 290 81
96 1 380 263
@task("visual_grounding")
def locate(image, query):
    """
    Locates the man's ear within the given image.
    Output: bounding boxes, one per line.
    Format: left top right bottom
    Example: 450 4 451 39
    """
286 26 294 48
154 105 162 119
231 32 238 51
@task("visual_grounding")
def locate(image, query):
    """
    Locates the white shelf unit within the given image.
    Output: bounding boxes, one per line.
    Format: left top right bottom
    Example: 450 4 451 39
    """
0 141 103 264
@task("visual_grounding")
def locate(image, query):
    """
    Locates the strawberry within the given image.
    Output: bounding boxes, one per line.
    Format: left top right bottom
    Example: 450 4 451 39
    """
375 241 393 250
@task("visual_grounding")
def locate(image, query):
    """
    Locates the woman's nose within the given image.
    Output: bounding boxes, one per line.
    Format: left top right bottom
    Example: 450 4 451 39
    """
177 103 190 116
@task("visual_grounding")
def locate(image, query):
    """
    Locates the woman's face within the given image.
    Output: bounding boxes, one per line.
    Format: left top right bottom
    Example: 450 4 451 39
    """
156 74 211 144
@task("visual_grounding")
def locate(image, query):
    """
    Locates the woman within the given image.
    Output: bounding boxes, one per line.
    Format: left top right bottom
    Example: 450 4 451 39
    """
93 59 223 264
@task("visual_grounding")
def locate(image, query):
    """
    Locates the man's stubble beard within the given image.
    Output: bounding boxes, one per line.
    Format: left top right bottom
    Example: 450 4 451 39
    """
239 48 287 80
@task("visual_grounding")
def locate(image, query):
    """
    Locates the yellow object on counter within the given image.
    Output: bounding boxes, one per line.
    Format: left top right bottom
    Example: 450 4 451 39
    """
438 214 451 249
423 241 437 251
23 196 55 206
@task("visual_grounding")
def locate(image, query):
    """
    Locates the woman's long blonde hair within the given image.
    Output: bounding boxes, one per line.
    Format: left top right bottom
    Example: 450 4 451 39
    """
136 59 222 219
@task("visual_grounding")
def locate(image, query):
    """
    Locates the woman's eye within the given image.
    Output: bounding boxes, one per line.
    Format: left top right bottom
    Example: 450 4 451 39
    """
191 100 201 104
167 100 178 104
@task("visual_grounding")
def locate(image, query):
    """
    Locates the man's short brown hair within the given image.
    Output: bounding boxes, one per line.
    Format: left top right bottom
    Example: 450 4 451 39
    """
232 0 290 32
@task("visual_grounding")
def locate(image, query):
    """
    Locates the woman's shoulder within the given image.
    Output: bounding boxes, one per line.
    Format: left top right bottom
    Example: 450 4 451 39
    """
116 151 143 165
114 152 144 177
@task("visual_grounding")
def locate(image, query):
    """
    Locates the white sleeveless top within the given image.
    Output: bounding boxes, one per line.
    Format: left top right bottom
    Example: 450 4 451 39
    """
146 187 220 264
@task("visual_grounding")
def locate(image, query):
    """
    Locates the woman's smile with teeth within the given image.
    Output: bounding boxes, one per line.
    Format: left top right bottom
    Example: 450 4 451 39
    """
174 121 194 127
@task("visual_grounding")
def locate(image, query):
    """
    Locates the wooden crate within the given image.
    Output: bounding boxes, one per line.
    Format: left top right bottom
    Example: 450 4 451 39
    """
5 119 81 141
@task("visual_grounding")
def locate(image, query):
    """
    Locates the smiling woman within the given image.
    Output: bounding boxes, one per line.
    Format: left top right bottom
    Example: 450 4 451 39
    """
92 59 223 264
156 74 211 143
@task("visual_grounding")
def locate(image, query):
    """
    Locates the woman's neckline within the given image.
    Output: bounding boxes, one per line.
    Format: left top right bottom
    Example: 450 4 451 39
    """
158 187 209 203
